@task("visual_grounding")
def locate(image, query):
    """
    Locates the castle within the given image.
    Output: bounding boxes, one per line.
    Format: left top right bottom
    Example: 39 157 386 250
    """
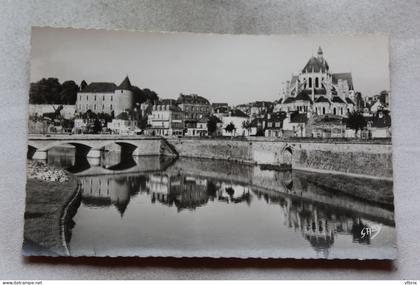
75 76 135 116
279 47 356 117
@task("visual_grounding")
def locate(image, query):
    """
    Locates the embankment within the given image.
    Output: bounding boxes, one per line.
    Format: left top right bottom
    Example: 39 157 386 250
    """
166 137 393 180
23 166 81 256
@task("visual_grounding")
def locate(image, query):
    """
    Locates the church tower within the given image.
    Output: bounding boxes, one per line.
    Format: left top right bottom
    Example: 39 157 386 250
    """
317 46 323 61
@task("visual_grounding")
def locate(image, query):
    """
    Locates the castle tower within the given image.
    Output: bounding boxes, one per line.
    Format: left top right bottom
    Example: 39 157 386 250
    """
114 76 135 115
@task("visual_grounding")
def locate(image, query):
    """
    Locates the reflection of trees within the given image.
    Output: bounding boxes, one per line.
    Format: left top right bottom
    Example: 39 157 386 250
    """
147 174 253 211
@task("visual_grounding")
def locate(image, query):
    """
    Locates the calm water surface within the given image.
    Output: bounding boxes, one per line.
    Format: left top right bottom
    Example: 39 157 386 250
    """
46 147 396 258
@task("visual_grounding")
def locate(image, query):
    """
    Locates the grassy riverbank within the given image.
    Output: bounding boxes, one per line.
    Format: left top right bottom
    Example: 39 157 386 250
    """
23 161 80 256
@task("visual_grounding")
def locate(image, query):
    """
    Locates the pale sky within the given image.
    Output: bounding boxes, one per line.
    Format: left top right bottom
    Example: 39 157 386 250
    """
31 27 389 105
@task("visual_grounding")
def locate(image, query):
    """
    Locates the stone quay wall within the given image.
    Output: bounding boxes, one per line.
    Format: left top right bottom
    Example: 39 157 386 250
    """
166 137 393 180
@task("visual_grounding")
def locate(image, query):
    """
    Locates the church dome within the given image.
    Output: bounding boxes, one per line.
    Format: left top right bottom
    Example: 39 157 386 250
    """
302 56 329 73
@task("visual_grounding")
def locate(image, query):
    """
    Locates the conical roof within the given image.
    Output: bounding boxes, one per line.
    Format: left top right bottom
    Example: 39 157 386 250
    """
117 76 132 90
317 46 323 55
302 56 329 73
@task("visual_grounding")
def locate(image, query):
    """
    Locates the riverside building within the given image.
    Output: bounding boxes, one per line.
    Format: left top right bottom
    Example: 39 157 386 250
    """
75 76 135 116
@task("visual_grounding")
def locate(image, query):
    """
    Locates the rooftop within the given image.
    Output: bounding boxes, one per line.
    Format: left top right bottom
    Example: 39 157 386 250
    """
177 94 210 105
315 96 330 104
295 90 313 103
331 96 345 104
302 56 329 73
79 82 117 93
229 109 249 118
332 73 354 90
290 112 308 123
117 76 132 90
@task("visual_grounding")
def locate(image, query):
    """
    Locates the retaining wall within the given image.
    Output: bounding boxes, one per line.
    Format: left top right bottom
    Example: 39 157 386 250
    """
166 137 393 180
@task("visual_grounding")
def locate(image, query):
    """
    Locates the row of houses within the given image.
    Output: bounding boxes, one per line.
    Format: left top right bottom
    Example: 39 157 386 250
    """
29 47 391 138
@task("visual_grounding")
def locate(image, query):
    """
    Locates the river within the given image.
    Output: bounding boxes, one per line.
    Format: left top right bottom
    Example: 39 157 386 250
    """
44 146 396 259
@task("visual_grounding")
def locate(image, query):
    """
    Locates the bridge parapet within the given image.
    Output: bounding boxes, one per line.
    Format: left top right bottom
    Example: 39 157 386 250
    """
27 135 172 162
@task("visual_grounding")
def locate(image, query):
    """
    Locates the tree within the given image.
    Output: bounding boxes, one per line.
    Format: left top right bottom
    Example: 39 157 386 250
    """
224 122 236 135
93 118 102 134
242 120 252 136
379 90 389 106
142 88 159 103
225 187 235 199
346 111 366 134
207 116 220 136
131 85 146 104
59 80 79 104
256 128 265 136
29 77 62 104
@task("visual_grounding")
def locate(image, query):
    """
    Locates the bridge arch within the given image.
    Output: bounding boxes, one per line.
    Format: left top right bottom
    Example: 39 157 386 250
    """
281 144 294 166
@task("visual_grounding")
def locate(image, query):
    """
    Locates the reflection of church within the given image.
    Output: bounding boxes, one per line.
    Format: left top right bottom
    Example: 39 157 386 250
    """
252 188 372 258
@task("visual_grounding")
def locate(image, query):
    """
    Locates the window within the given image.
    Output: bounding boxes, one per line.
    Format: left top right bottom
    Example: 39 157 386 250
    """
86 95 89 100
94 95 96 101
111 96 113 101
309 78 312 88
275 122 280 128
315 77 319 88
94 104 96 110
110 104 113 110
103 95 105 100
322 107 325 114
79 95 81 100
268 122 272 127
102 104 104 110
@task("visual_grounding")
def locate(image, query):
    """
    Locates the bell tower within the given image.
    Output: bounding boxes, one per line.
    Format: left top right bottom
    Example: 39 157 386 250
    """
317 46 323 61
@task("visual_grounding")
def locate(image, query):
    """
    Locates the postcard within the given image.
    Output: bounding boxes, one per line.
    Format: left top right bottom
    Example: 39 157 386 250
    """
24 27 395 259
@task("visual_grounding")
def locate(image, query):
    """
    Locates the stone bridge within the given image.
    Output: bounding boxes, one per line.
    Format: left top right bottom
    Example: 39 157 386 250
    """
27 134 178 165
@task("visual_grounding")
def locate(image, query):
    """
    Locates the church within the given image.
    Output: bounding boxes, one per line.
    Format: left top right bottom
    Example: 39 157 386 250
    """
279 47 356 117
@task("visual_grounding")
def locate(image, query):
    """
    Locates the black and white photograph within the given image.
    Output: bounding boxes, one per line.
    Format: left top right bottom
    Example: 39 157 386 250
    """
24 27 395 259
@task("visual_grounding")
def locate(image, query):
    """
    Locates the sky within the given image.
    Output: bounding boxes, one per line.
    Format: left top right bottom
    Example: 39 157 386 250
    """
31 27 389 105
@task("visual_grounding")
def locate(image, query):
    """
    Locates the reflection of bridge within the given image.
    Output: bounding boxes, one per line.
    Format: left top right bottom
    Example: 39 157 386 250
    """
75 156 177 177
27 134 177 165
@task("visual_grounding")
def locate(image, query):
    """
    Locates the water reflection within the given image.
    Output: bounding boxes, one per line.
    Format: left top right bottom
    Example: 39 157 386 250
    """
45 148 396 258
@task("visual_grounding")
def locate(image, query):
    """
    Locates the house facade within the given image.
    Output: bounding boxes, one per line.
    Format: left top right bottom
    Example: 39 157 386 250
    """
107 111 139 135
185 117 209 136
264 112 287 137
282 112 310 137
147 101 184 136
221 109 250 137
